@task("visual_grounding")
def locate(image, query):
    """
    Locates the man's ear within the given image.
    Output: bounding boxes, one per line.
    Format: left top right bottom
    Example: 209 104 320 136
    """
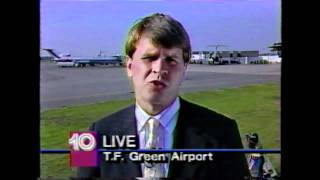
184 62 188 70
126 56 133 77
181 62 188 82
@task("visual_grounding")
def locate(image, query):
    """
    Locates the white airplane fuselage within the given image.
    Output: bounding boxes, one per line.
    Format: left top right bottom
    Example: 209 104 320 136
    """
42 49 123 67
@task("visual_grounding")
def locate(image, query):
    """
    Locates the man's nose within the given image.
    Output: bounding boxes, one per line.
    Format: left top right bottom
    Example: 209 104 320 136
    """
152 58 168 77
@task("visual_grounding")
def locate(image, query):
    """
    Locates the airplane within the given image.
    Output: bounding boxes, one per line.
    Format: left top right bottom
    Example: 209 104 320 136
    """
41 48 124 67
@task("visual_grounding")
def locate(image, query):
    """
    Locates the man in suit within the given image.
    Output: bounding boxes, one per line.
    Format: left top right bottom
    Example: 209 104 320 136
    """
77 13 250 179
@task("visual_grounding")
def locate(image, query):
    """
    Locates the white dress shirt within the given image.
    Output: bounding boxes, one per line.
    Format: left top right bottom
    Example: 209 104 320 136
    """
135 97 180 176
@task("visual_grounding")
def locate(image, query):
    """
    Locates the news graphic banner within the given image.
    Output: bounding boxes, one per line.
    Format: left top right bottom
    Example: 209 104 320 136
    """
69 131 138 167
66 131 281 168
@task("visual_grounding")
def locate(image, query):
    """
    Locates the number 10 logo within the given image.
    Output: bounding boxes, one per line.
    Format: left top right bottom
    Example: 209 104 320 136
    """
69 132 98 167
69 132 96 151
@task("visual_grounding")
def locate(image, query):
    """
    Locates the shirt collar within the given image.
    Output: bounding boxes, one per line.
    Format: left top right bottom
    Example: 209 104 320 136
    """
135 97 180 132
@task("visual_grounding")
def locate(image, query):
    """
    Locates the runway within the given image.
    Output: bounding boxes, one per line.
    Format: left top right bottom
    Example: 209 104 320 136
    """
40 61 280 111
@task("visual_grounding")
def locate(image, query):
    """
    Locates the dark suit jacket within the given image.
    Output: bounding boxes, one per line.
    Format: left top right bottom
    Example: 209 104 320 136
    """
77 98 251 179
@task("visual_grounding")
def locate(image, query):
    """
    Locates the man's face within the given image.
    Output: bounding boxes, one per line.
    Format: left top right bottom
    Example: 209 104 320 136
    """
126 35 187 109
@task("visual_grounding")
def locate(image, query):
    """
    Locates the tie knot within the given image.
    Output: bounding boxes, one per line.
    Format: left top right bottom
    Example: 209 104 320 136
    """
147 118 160 129
145 118 164 150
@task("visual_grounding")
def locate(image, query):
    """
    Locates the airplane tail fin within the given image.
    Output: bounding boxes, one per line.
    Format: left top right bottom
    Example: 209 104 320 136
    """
42 49 61 60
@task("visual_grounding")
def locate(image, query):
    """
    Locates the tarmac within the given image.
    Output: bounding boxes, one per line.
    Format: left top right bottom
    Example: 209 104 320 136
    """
40 61 280 111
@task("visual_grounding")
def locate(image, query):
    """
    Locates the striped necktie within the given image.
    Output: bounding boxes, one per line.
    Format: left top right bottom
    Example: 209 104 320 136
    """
143 118 166 177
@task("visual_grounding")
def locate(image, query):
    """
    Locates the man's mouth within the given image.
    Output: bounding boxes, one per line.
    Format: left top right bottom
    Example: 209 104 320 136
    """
149 80 167 89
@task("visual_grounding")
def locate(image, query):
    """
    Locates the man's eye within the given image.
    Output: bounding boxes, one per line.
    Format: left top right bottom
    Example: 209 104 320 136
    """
166 58 178 65
142 56 157 61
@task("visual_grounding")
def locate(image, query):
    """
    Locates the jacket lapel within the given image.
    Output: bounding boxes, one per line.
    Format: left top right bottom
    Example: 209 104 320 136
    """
168 98 219 177
108 105 142 177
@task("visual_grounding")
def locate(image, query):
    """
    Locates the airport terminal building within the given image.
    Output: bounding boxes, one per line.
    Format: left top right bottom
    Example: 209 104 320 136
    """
190 50 280 65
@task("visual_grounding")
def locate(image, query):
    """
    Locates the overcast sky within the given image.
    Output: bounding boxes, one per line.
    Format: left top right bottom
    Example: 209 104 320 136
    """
40 0 281 57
